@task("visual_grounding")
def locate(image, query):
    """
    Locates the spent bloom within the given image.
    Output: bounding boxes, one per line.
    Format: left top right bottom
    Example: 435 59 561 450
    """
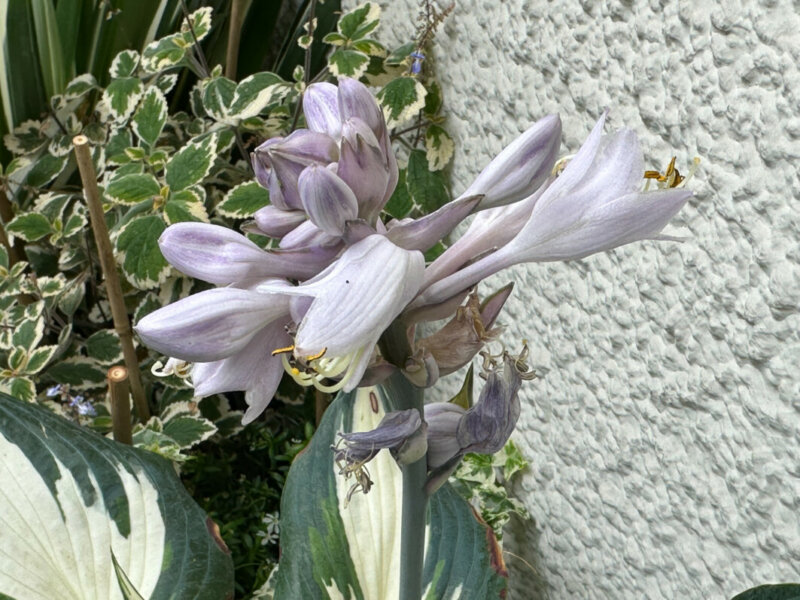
135 76 693 427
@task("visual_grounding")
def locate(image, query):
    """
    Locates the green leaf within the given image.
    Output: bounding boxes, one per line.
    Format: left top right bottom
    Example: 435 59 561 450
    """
181 6 213 42
328 49 371 80
229 72 291 120
132 86 168 147
46 356 107 389
86 330 123 365
58 279 86 316
23 344 57 375
62 203 88 238
275 374 507 598
0 393 234 599
110 49 140 78
377 76 427 128
103 77 144 122
141 33 186 74
383 167 413 219
423 79 444 116
216 181 270 218
12 318 44 351
425 124 454 171
4 119 47 155
106 173 161 206
338 2 381 40
406 149 450 213
24 152 69 188
162 415 217 449
6 213 53 242
116 215 169 289
64 73 98 99
164 189 209 224
165 134 217 192
201 75 236 122
0 246 8 271
731 585 800 600
0 377 36 402
351 39 386 57
30 0 68 100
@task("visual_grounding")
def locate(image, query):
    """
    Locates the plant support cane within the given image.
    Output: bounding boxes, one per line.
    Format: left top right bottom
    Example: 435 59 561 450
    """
108 366 133 445
73 135 150 421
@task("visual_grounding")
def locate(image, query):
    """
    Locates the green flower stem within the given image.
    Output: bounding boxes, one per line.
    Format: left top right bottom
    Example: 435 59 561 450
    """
400 453 428 600
397 376 427 600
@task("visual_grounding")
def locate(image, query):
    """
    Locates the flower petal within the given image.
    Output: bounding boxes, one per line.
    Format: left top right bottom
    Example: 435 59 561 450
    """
134 288 289 362
337 118 391 222
294 235 424 357
460 114 561 210
298 164 359 236
337 77 385 138
304 82 342 138
253 206 307 238
386 194 481 252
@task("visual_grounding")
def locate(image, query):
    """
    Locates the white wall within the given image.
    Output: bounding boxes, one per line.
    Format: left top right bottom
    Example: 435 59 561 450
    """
349 1 800 597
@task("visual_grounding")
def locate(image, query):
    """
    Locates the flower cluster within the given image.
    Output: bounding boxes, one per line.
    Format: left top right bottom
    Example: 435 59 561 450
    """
135 77 693 425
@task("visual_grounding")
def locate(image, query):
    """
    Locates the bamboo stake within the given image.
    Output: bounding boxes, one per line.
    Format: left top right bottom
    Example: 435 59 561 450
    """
225 0 246 79
108 366 133 445
72 135 150 421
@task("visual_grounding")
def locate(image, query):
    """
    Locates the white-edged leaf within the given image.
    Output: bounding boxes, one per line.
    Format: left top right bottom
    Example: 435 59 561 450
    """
181 7 213 42
164 134 217 191
201 75 236 122
377 76 427 129
64 74 98 99
337 2 381 40
0 377 35 402
110 50 140 78
46 356 107 389
328 49 371 80
86 330 123 366
105 173 161 206
111 552 146 600
141 34 186 74
23 345 58 375
116 215 169 289
163 188 209 224
132 87 168 147
0 393 234 599
216 181 270 218
6 213 52 242
102 78 144 122
228 72 291 120
4 119 47 155
425 124 454 171
11 317 44 352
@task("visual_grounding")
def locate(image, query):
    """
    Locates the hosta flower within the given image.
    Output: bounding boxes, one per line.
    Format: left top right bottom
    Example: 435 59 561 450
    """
413 111 694 308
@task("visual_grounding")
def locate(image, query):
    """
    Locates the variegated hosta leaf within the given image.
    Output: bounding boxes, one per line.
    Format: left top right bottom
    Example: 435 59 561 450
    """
0 393 234 600
216 181 270 218
377 76 427 129
275 374 508 599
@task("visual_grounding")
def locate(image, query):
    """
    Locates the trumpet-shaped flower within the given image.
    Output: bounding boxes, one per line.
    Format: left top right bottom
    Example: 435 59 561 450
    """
413 112 693 308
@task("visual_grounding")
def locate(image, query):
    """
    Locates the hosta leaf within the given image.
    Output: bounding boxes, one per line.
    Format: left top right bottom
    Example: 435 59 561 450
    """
6 213 52 242
110 50 140 78
377 76 427 129
731 584 800 600
103 78 144 123
338 2 381 40
216 181 270 218
116 216 169 289
132 87 168 148
112 552 146 600
105 173 161 206
165 134 217 192
164 189 209 224
86 330 123 366
406 149 450 213
0 393 234 599
46 357 107 389
329 49 371 80
229 72 291 120
275 374 507 598
425 124 454 171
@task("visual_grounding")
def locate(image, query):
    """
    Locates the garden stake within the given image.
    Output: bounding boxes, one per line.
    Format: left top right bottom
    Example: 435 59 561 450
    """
225 0 245 79
108 366 133 445
73 135 150 421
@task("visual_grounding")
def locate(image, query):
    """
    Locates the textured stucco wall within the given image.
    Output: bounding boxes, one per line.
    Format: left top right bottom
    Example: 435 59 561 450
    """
345 1 800 598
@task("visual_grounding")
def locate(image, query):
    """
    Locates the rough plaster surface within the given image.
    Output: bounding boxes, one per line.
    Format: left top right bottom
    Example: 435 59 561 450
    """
346 0 800 598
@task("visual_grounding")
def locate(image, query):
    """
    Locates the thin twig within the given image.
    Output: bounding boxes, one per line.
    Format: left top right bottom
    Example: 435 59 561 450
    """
0 187 24 266
391 120 433 140
108 365 133 445
290 0 318 131
179 0 211 77
225 0 246 79
72 135 150 422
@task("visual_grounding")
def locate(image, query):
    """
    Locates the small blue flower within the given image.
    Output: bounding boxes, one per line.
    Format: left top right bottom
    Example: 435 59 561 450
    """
45 385 62 397
410 51 425 75
77 402 96 417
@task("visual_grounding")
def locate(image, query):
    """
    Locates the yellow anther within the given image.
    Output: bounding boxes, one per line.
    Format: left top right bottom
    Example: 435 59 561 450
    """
271 344 295 356
306 347 328 362
290 367 300 376
643 156 686 188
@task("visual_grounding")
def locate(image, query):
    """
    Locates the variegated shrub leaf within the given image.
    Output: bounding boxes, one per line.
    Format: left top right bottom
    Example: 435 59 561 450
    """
216 181 270 218
6 212 52 242
378 76 427 129
116 215 169 289
425 124 454 171
275 374 507 599
132 87 168 147
85 329 123 365
164 188 209 224
45 356 108 390
164 134 217 192
103 78 144 123
105 173 161 206
201 73 236 123
141 34 187 74
110 50 140 78
338 2 381 41
0 393 234 600
329 49 371 80
228 72 291 120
